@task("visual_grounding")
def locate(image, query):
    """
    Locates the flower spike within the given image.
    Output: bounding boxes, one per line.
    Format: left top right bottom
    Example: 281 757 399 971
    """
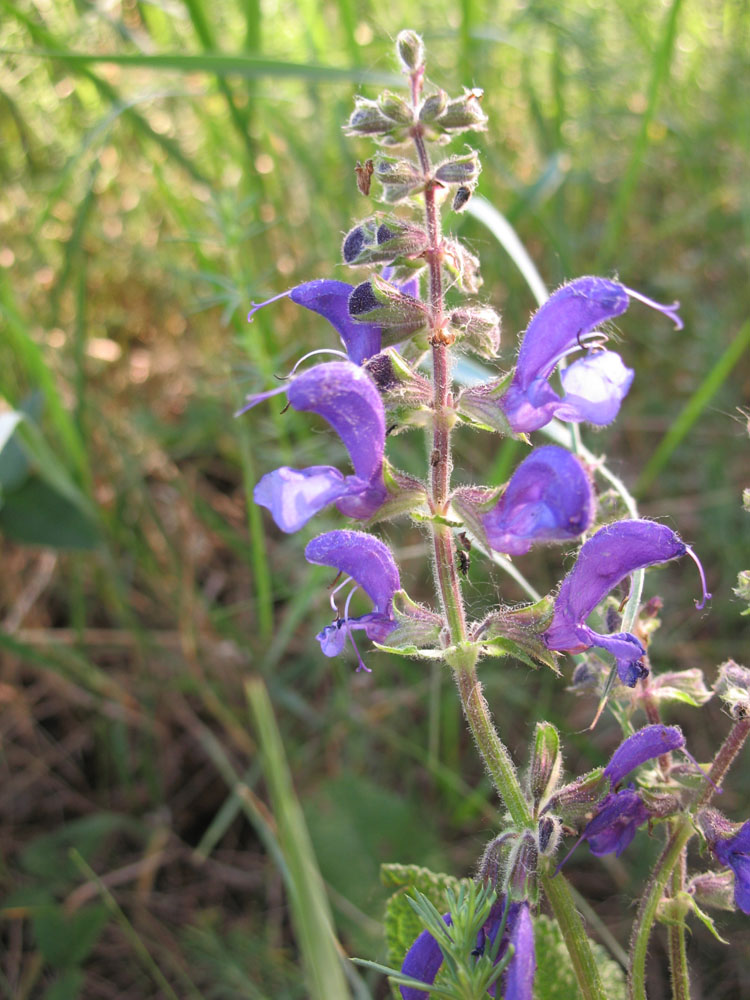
252 362 387 532
543 519 705 687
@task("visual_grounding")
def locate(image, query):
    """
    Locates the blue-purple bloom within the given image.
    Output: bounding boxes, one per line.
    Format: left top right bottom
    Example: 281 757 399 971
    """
248 271 421 366
581 787 651 857
251 362 387 533
480 446 593 555
400 899 535 1000
499 277 682 434
249 279 382 365
543 519 711 686
603 724 685 785
710 820 750 914
304 529 399 671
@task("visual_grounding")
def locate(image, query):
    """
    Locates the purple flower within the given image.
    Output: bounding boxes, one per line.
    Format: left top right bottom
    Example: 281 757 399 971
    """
247 271 421 367
479 446 593 555
248 280 382 365
581 787 651 857
400 900 535 1000
304 529 399 671
499 277 682 433
604 724 685 785
251 362 386 533
543 519 711 686
710 820 750 914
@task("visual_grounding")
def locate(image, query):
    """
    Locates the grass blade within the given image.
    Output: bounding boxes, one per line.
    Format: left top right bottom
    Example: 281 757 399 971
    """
636 318 750 495
597 0 684 267
11 48 402 85
246 678 352 1000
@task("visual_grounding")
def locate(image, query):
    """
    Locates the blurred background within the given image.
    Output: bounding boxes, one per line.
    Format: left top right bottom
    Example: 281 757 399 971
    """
1 1 749 997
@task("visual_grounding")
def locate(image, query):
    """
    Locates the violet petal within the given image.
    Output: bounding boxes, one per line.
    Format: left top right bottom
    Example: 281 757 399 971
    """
543 520 686 684
399 915 451 1000
557 350 634 425
584 788 650 857
253 466 351 534
304 530 400 615
481 446 593 555
714 821 750 914
287 361 386 486
604 725 685 786
503 902 536 1000
289 279 382 364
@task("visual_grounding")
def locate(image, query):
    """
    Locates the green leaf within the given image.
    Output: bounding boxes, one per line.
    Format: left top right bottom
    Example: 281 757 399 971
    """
0 474 99 549
380 864 468 987
44 969 86 1000
32 903 108 968
481 635 560 673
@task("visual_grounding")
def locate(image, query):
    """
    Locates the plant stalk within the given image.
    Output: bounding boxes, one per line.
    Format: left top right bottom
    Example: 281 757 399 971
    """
410 74 605 1000
666 845 690 1000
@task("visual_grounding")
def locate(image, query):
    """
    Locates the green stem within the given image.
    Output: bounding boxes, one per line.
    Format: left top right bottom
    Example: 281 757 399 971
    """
666 845 690 1000
628 817 694 1000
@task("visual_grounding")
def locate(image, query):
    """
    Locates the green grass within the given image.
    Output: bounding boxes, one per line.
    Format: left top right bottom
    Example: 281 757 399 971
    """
1 1 749 997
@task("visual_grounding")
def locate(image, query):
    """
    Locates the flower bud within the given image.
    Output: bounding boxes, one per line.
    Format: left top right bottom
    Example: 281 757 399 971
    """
506 831 538 903
436 88 488 133
374 156 424 203
345 97 394 136
477 831 516 886
363 348 432 426
712 660 750 718
537 815 562 857
419 90 448 122
688 869 736 911
543 768 607 826
528 722 563 812
646 668 713 708
435 150 481 186
342 217 428 266
378 91 414 125
348 275 429 340
396 30 424 74
697 808 735 845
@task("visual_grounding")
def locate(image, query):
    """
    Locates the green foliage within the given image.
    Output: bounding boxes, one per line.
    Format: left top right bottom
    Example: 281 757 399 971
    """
533 915 626 1000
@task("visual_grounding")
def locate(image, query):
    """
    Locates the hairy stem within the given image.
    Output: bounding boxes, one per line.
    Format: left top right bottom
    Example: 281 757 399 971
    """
629 716 750 999
628 816 694 1000
667 845 690 1000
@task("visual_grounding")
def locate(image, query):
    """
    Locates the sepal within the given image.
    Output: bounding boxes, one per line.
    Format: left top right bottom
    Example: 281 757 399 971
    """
443 239 482 293
365 461 429 523
473 598 559 672
434 149 481 187
433 88 488 134
378 90 414 125
377 590 446 652
644 668 713 708
418 90 448 123
344 97 396 137
456 374 517 435
348 275 429 340
374 156 424 203
527 722 563 812
505 831 538 904
734 570 750 613
364 348 433 429
687 869 737 912
542 769 607 826
713 660 750 718
448 305 501 359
